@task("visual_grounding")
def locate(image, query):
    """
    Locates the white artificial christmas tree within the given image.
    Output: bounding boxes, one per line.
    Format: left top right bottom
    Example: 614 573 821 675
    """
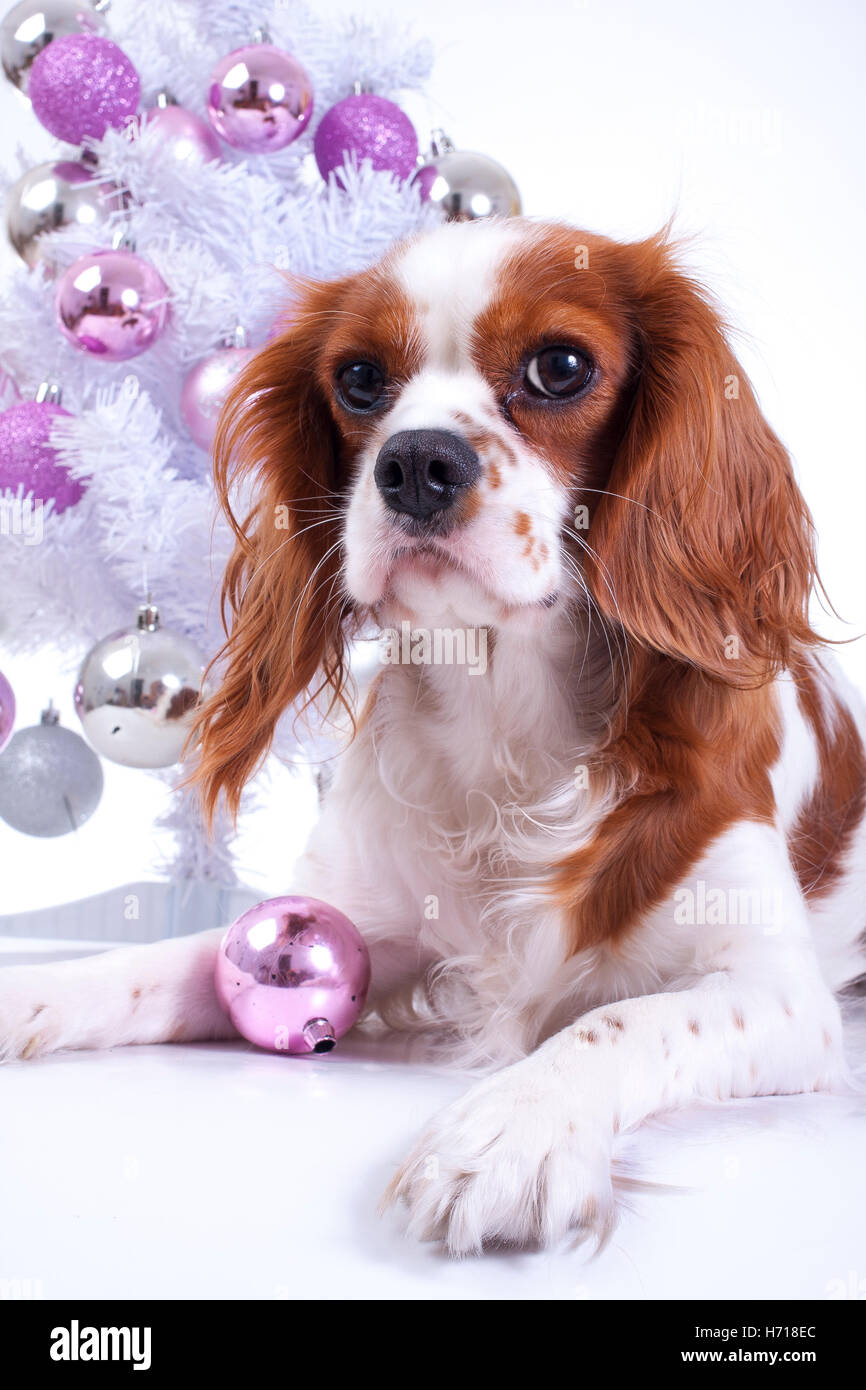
0 0 440 934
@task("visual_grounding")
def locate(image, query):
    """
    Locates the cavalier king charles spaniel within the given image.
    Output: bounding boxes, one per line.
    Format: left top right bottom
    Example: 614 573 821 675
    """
2 219 865 1255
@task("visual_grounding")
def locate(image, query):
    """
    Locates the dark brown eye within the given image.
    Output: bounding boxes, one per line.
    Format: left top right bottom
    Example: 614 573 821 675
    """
525 345 592 398
336 361 386 411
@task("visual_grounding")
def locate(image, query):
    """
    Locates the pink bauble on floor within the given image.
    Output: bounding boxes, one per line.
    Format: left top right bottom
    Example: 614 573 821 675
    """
207 44 313 153
215 896 372 1055
0 400 83 513
55 249 170 362
28 33 140 144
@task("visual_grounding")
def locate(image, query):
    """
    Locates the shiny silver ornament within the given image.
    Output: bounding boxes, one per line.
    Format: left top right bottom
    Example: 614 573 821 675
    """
415 130 521 221
1 0 108 92
74 603 206 769
0 703 103 837
6 156 125 271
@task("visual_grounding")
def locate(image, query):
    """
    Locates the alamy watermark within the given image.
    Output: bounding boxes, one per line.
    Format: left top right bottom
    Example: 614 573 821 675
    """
674 879 782 932
0 496 43 546
380 621 488 676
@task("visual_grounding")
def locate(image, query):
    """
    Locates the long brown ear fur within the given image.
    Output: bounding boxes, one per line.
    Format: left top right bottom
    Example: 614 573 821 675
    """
585 234 822 686
191 285 350 822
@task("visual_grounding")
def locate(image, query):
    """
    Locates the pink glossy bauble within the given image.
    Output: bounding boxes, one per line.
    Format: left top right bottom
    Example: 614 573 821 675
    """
142 104 222 165
55 249 170 362
0 670 15 753
0 368 20 410
180 344 254 450
215 896 371 1055
207 44 313 153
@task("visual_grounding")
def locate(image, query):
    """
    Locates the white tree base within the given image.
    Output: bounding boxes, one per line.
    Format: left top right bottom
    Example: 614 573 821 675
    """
0 880 261 945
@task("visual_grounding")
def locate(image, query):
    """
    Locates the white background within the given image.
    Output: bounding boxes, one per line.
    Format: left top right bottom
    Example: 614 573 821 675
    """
0 0 864 1303
0 0 865 910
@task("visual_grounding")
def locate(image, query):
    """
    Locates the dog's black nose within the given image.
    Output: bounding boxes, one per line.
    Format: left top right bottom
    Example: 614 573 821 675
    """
374 429 481 523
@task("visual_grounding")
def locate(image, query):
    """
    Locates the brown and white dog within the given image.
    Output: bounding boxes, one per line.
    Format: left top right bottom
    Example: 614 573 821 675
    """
2 219 865 1255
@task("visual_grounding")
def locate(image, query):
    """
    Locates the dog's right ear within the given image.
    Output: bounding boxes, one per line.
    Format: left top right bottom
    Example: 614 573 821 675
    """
192 282 350 822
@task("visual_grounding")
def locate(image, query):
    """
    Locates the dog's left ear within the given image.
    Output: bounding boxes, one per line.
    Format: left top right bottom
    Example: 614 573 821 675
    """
192 285 350 821
585 234 821 685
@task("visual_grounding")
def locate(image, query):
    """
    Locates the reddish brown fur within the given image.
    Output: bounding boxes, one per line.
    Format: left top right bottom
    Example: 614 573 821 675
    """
192 269 420 821
788 662 866 900
495 229 824 952
552 660 782 949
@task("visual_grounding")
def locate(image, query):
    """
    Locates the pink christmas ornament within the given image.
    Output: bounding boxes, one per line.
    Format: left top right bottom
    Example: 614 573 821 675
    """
207 44 313 153
181 342 254 450
141 103 222 166
0 367 20 410
0 399 83 512
28 33 140 144
0 670 15 753
314 93 418 185
55 249 170 361
215 896 371 1054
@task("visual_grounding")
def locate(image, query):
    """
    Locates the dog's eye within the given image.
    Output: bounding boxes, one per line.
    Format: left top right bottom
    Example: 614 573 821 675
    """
525 346 592 398
336 361 386 411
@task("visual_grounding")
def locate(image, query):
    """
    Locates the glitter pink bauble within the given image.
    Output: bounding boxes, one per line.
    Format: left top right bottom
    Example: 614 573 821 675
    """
180 345 254 450
0 670 15 753
0 400 83 513
214 896 371 1055
29 33 140 144
314 94 418 185
55 249 170 362
142 104 222 165
207 44 313 153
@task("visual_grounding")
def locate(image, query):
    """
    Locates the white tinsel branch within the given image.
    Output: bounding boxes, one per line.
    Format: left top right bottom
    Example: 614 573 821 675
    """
0 0 441 889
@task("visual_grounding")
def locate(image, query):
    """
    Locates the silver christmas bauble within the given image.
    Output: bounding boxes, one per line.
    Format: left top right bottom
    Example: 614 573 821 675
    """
0 704 103 837
1 0 107 92
6 157 125 270
74 604 206 769
415 132 522 221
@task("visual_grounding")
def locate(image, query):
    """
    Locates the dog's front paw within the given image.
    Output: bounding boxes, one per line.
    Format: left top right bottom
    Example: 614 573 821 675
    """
384 1065 615 1255
0 969 68 1062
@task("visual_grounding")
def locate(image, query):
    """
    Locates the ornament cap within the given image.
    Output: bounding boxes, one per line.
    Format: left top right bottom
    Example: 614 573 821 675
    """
251 26 272 45
222 325 248 350
352 79 373 95
429 129 456 158
136 602 160 633
154 90 177 109
110 225 135 252
302 1017 337 1053
40 702 60 727
35 382 63 406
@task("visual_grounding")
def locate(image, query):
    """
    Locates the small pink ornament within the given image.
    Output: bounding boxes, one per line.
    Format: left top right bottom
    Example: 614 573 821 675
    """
180 341 254 450
0 368 20 410
215 896 371 1054
0 670 15 754
207 44 313 153
29 33 140 144
0 398 83 513
142 103 222 166
55 249 170 362
314 93 418 186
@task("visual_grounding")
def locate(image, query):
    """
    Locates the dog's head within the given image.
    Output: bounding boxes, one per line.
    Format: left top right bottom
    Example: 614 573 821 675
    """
196 218 819 815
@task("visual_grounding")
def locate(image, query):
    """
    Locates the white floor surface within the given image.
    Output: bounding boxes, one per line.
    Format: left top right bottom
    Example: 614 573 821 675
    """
1 938 864 1301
